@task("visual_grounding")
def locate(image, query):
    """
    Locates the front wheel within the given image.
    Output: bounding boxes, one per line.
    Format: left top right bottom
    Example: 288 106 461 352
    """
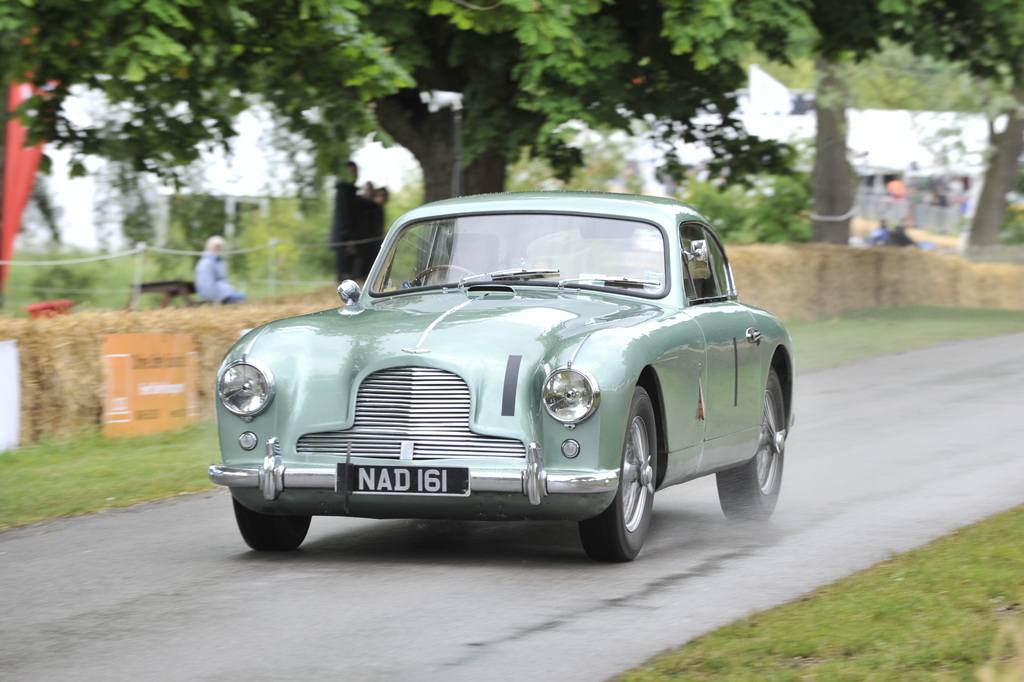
579 387 657 562
232 498 311 551
717 368 786 521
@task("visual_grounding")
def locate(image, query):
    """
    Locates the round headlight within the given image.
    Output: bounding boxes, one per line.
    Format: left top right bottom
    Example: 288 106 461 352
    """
543 367 600 423
218 360 274 417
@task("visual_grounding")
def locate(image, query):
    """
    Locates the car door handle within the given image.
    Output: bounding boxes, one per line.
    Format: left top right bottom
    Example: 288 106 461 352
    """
745 327 762 344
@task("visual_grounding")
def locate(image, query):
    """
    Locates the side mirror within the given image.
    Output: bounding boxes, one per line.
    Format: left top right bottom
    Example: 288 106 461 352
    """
687 239 710 263
683 240 712 281
337 280 361 305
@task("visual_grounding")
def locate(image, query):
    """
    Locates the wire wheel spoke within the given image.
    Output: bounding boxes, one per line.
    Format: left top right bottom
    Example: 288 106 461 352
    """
756 389 782 494
621 416 650 532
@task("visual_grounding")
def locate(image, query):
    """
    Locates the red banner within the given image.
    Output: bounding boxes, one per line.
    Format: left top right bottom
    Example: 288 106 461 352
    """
1 82 46 295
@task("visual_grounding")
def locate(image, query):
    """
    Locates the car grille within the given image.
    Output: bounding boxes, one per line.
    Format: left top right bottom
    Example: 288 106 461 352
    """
296 367 526 460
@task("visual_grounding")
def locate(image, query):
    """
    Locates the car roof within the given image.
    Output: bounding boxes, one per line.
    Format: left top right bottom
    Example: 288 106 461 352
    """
395 191 710 228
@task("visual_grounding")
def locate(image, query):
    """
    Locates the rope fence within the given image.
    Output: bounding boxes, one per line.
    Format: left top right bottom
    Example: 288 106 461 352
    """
0 236 379 310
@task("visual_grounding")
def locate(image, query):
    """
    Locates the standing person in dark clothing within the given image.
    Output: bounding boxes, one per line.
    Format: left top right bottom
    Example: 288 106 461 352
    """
330 161 359 282
331 161 387 282
352 186 388 281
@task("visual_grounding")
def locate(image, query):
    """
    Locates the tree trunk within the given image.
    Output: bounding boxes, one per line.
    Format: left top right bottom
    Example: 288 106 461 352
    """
374 90 507 203
811 56 855 245
969 91 1024 247
463 148 507 197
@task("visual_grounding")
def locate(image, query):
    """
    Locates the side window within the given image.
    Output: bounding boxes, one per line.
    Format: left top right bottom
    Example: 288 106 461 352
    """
679 223 733 302
704 233 734 297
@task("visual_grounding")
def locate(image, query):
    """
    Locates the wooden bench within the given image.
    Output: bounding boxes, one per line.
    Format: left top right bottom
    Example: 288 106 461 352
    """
127 280 207 309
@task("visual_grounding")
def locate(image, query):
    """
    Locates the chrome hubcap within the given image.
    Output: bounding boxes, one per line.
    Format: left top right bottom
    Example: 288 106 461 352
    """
755 389 784 495
621 415 652 532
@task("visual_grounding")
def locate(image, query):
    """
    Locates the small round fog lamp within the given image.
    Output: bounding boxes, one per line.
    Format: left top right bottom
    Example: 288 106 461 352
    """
238 431 259 451
561 439 581 459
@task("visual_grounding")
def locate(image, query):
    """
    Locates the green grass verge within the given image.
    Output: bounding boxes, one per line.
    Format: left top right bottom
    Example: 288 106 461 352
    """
619 506 1024 681
0 420 219 531
787 305 1024 371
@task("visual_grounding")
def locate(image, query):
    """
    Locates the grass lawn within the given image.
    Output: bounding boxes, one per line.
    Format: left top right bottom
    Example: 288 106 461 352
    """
618 505 1024 681
0 420 220 530
786 305 1024 371
3 305 1023 680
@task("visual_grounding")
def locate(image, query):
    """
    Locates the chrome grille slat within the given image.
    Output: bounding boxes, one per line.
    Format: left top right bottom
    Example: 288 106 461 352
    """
296 367 526 460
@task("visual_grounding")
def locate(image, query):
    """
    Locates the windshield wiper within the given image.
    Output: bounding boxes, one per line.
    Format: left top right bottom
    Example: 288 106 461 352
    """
461 268 561 283
558 276 661 289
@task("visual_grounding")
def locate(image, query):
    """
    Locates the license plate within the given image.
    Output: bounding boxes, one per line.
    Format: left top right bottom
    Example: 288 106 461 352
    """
337 464 470 496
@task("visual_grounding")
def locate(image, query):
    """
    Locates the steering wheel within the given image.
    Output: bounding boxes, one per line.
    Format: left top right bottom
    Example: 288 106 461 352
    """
409 264 475 286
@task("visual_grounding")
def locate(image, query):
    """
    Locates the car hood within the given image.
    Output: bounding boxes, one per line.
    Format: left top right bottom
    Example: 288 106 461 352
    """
238 288 669 367
226 288 675 436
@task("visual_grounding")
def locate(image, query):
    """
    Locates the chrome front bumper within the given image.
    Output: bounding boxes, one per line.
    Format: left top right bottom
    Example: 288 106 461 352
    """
209 438 619 505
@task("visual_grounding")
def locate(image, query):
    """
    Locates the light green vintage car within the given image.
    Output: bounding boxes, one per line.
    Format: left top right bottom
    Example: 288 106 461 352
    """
210 191 794 561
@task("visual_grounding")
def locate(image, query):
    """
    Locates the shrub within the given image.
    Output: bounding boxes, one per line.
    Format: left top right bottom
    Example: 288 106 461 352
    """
677 172 812 244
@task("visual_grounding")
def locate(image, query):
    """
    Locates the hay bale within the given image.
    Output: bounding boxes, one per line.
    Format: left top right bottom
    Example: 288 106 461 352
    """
0 288 340 444
730 244 1024 319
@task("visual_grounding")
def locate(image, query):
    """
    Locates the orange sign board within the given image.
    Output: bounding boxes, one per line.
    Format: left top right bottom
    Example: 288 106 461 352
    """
102 334 200 437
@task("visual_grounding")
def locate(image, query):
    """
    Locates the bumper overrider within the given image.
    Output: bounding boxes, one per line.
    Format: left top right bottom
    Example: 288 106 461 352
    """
209 437 619 505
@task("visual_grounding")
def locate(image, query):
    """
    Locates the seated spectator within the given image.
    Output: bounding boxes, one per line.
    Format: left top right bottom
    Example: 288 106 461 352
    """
195 236 246 304
888 224 917 247
869 221 890 246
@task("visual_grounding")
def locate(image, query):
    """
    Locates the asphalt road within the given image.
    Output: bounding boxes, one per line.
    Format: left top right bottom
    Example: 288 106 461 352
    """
3 333 1023 682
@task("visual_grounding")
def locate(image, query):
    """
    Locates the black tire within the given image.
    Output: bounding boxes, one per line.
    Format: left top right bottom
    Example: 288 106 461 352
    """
717 368 786 521
232 497 311 551
579 387 657 562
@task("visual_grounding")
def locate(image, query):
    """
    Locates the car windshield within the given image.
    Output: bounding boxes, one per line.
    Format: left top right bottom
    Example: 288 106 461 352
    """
370 213 667 296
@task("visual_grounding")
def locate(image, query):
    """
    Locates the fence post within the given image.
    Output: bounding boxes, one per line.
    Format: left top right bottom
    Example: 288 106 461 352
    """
131 242 146 311
268 239 278 298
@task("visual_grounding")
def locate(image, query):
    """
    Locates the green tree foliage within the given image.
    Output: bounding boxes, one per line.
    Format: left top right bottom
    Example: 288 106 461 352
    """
681 173 811 244
233 197 335 289
0 0 410 181
846 44 980 113
12 0 1024 254
1004 206 1024 245
365 0 802 200
168 195 228 251
1003 167 1024 245
94 161 157 249
892 1 1024 86
26 176 61 244
756 45 983 115
507 128 647 194
508 129 811 243
2 0 810 237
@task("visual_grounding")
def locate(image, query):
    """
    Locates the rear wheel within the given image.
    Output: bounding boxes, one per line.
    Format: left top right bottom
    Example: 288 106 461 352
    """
579 387 657 562
717 368 786 520
232 498 311 551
